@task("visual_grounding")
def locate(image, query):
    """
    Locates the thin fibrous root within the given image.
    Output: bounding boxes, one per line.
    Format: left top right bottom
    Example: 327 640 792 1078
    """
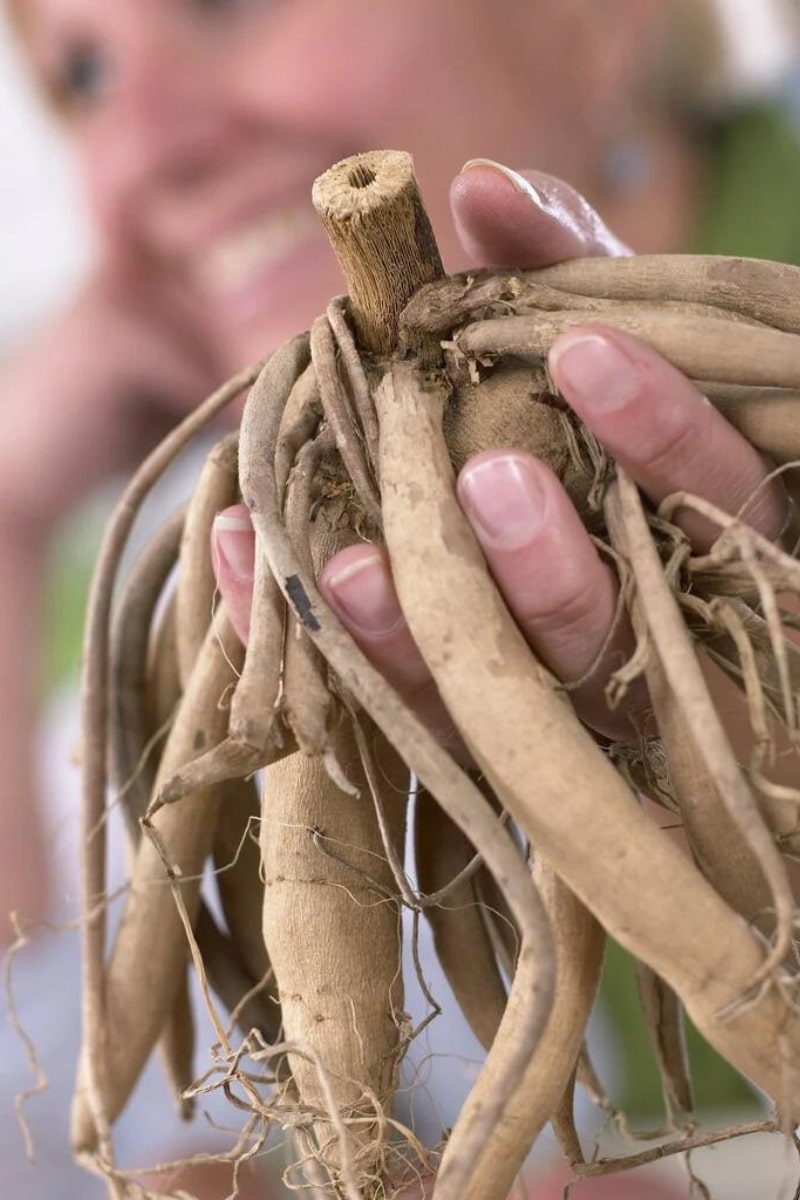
311 313 381 527
634 960 695 1125
474 861 520 982
570 1117 779 1180
414 791 508 1053
605 479 789 961
664 490 800 599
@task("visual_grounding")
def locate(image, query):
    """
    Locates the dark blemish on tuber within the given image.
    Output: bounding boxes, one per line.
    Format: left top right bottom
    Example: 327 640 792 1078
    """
285 574 321 631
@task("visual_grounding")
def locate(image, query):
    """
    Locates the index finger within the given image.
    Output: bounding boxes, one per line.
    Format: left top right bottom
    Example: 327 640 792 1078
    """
449 162 631 268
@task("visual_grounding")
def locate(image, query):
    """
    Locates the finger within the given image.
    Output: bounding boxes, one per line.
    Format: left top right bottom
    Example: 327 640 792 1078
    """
212 510 464 752
457 451 642 738
319 545 465 752
548 325 788 548
211 505 256 644
449 162 630 268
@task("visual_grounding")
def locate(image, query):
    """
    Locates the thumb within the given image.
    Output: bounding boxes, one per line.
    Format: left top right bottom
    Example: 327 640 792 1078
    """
449 161 631 268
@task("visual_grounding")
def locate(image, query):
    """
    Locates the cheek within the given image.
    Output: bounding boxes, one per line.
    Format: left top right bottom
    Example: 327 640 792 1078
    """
230 0 508 165
73 134 135 257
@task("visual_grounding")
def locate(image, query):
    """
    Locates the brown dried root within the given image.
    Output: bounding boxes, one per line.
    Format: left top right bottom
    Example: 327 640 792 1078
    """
281 429 338 759
569 1117 780 1183
175 431 239 685
446 859 604 1200
327 295 380 482
457 307 800 387
633 961 695 1126
551 1066 585 1168
133 432 238 1117
109 511 198 1121
72 612 245 1153
155 336 311 806
311 313 381 528
535 253 800 332
605 476 793 964
109 506 275 1119
78 361 262 1160
211 776 273 1007
260 718 408 1193
110 507 185 830
702 385 800 463
414 791 508 1053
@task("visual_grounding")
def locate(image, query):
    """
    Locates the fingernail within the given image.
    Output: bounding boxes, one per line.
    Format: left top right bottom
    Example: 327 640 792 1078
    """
213 510 255 581
458 454 547 549
323 553 404 637
460 158 544 206
549 331 639 414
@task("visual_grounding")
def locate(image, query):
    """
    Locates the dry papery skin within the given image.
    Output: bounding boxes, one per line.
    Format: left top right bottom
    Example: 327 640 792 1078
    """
69 149 800 1200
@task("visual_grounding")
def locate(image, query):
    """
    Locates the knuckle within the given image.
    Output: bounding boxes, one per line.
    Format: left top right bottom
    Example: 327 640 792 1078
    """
637 412 697 480
516 572 599 643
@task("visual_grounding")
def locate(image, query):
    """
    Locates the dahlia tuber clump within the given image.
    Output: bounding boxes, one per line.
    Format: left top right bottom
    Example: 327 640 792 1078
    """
73 150 800 1200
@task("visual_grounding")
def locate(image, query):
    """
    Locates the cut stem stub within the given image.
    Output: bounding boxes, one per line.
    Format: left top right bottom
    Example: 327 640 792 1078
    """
312 149 445 363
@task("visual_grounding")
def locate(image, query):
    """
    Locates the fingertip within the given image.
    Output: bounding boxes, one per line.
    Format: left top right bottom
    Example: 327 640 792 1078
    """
212 505 254 577
456 449 554 549
450 161 630 267
320 544 404 638
211 504 255 644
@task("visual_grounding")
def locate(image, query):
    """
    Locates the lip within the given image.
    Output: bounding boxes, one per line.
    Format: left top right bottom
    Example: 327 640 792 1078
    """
155 140 349 254
164 146 356 337
197 215 337 328
190 196 320 301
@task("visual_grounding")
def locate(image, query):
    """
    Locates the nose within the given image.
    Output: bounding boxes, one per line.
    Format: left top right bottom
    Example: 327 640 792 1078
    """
82 31 229 236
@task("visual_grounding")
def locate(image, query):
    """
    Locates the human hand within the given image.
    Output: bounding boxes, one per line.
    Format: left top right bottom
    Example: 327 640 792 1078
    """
211 163 787 742
0 263 217 536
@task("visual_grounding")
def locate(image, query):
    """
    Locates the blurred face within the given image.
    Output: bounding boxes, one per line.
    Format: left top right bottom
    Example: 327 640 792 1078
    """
20 0 653 371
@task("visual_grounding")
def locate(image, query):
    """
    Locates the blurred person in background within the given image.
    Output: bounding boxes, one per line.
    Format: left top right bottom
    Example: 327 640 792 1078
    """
2 0 800 1197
